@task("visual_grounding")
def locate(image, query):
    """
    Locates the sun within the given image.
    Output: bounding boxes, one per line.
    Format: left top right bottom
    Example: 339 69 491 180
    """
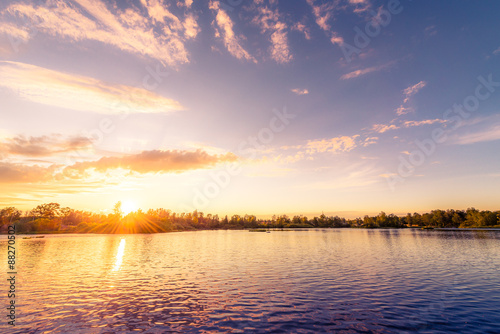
121 200 138 215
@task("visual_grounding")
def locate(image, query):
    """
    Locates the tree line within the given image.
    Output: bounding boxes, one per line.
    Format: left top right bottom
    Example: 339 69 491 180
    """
0 203 499 234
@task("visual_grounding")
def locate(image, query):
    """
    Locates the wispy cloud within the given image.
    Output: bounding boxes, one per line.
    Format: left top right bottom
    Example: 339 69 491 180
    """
304 135 359 154
292 21 311 40
371 124 399 133
306 0 333 32
493 47 500 56
252 6 292 64
402 119 446 127
451 123 500 145
403 81 427 102
0 135 92 158
291 88 309 95
307 0 371 46
306 0 344 45
2 0 195 66
371 118 446 133
424 25 437 36
0 61 184 114
209 0 256 63
340 61 393 80
349 0 371 13
140 0 200 39
396 81 427 115
268 134 367 164
0 22 30 42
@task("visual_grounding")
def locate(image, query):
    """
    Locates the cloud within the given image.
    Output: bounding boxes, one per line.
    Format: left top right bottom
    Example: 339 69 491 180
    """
307 0 332 31
0 135 92 157
402 119 446 127
65 149 238 175
396 81 427 115
424 25 437 36
371 118 446 133
306 0 333 32
2 0 193 67
0 162 58 183
379 172 398 178
292 22 311 40
209 1 256 63
304 135 359 154
269 134 366 164
0 22 31 42
396 106 414 116
0 149 239 183
363 136 378 146
452 123 500 145
330 33 344 45
291 88 309 95
371 124 399 133
340 62 393 80
403 81 427 101
349 0 371 13
493 47 500 56
306 0 345 46
307 0 370 45
183 13 200 39
252 6 293 64
0 61 184 114
140 0 199 39
140 0 180 27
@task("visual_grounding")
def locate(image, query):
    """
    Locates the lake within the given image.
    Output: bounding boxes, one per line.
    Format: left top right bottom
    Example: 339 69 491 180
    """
2 229 500 333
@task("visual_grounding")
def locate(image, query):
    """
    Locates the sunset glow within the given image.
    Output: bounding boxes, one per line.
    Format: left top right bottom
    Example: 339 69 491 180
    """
121 201 138 216
0 0 499 217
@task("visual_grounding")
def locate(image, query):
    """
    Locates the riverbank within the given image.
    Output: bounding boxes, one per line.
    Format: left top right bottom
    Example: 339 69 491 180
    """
4 226 500 236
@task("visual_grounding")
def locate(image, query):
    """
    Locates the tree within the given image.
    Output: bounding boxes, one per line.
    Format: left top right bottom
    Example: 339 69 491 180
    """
0 207 21 225
31 203 61 218
113 201 123 218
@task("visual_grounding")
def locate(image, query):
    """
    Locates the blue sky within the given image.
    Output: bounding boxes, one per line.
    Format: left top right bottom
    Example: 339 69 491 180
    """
0 0 499 217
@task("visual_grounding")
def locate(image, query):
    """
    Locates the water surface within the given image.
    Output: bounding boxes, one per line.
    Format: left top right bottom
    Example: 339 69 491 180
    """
2 229 500 333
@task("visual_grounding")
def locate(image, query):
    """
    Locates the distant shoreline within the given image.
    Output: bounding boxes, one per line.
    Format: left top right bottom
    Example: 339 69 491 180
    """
3 226 500 236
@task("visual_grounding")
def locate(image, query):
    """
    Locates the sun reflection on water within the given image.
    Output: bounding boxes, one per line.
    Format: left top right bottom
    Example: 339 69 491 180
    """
112 238 126 271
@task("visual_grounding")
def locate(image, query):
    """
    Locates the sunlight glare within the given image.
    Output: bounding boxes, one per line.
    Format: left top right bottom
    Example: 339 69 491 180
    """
112 238 126 272
121 200 138 215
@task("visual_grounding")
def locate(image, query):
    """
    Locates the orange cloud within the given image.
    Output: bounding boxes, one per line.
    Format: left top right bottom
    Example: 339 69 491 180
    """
395 81 427 115
372 124 400 133
371 118 446 133
0 149 239 184
306 0 333 32
291 88 309 95
252 6 292 64
0 162 57 183
65 150 238 175
0 135 92 157
209 1 256 63
402 119 446 127
0 22 30 42
305 135 360 154
3 0 191 66
292 22 311 40
403 81 427 99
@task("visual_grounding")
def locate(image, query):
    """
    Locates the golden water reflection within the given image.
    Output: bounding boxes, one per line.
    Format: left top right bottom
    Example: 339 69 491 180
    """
112 238 126 271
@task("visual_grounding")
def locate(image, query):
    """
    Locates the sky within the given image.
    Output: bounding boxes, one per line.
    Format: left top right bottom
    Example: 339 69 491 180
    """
0 0 499 218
